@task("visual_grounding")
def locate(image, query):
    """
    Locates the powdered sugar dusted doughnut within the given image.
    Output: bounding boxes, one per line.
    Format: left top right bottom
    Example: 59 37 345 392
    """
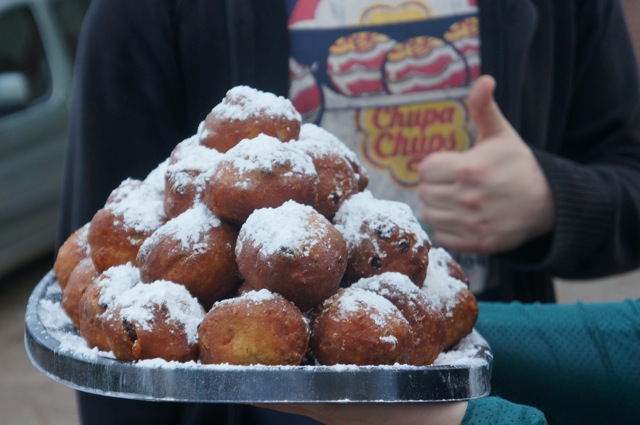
137 203 241 309
164 135 223 219
294 124 363 219
333 191 431 286
351 272 445 366
61 257 99 329
198 289 310 366
204 134 319 225
236 200 347 312
54 223 91 289
88 179 166 272
101 280 204 362
77 263 141 351
310 287 414 366
422 247 478 349
199 85 301 152
299 123 368 191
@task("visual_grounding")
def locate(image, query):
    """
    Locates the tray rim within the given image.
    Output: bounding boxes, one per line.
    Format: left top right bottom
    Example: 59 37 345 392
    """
25 270 492 403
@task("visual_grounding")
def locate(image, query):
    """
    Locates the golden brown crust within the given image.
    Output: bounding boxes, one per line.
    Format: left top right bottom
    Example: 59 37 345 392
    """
200 113 301 153
351 273 446 366
310 288 414 365
204 159 319 226
199 87 301 153
236 203 347 312
62 257 99 329
343 220 430 287
102 303 199 362
441 287 478 350
198 291 309 365
54 223 90 289
137 208 242 309
77 281 111 351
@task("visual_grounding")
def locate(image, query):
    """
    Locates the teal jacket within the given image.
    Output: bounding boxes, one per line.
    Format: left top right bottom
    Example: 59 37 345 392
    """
465 300 640 424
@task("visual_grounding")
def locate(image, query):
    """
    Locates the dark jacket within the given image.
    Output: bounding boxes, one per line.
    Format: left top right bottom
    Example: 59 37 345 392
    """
58 0 640 304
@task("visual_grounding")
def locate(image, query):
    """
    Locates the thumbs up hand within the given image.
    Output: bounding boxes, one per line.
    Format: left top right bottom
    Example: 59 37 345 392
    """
417 75 554 254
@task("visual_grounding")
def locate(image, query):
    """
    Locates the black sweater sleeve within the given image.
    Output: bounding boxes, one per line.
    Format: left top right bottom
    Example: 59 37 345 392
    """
502 0 640 279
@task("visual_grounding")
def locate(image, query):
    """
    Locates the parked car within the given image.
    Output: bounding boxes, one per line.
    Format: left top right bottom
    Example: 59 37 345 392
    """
0 0 90 278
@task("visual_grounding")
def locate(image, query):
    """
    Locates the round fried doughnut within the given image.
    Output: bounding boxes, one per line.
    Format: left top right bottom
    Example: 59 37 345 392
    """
204 134 319 225
351 272 446 365
54 223 90 290
102 280 204 362
299 123 368 192
310 287 414 366
77 263 141 351
294 124 360 220
199 85 301 152
62 257 99 329
198 289 309 366
164 135 223 219
333 191 431 286
236 201 347 312
137 203 241 309
422 248 479 349
88 179 166 273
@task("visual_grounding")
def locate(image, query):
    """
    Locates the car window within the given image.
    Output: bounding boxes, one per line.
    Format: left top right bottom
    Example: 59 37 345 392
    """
0 5 51 116
49 0 91 60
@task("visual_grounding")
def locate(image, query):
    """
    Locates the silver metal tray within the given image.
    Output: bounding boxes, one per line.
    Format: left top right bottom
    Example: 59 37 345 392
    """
25 270 492 403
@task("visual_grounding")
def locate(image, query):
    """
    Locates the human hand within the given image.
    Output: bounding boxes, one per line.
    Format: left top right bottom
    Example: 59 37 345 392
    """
258 401 468 425
417 75 554 254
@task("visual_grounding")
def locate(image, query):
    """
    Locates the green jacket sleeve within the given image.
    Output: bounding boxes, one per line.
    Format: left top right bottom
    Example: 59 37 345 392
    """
462 397 547 425
475 300 640 425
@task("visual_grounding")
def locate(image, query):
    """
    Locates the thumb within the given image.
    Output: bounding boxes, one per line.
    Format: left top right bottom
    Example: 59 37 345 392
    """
469 75 512 141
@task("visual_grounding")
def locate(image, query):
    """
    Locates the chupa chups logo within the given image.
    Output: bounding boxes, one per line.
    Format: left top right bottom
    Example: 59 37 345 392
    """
357 99 472 187
288 9 480 186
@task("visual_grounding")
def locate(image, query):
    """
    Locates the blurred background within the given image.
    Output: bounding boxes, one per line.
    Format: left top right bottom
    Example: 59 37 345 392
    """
0 0 639 424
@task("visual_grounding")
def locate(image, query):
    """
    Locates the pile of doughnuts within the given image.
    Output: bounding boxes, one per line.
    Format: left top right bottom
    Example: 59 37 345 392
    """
54 85 478 366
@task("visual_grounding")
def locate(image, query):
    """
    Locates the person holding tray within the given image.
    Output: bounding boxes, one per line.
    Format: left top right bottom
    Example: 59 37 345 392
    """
55 0 640 424
264 298 640 424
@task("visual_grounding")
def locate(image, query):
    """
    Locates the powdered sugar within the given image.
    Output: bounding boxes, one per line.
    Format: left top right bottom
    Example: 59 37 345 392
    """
222 134 317 176
110 280 205 344
352 272 421 298
237 201 327 258
329 287 408 329
166 135 222 194
97 263 141 306
422 248 467 315
106 179 166 232
144 158 169 194
141 203 221 252
211 85 301 122
298 123 360 164
333 191 430 251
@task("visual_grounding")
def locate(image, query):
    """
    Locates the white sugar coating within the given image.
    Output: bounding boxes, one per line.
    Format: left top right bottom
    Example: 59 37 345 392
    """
141 203 221 252
237 201 327 258
111 280 205 344
223 134 317 176
168 135 223 173
97 263 141 306
73 223 91 255
333 191 430 251
298 123 361 165
144 158 169 194
422 248 467 315
39 298 73 329
330 287 409 329
352 272 421 298
212 85 301 122
213 288 279 310
106 178 166 232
